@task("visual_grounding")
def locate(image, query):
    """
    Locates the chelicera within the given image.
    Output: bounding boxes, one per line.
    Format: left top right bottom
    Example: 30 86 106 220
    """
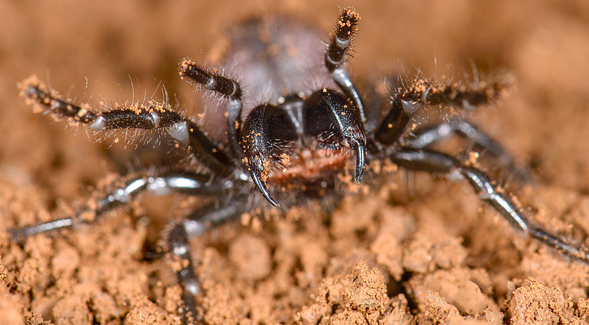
12 7 589 324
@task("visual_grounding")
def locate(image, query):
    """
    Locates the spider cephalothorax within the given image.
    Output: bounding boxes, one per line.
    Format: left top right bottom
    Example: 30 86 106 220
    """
12 7 589 324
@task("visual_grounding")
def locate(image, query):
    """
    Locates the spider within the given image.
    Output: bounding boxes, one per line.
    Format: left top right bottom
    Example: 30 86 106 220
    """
11 7 589 324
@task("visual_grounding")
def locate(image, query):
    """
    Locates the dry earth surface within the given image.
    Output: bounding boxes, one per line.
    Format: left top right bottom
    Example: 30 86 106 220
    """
1 0 589 324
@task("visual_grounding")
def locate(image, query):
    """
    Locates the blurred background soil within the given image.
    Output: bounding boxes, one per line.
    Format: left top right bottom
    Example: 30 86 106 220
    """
1 0 589 324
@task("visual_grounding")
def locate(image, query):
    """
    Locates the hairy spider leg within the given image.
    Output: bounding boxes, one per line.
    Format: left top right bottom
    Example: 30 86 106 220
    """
390 148 589 263
325 7 366 122
168 201 247 324
10 171 230 242
374 75 511 146
179 59 244 162
408 119 532 184
18 76 233 177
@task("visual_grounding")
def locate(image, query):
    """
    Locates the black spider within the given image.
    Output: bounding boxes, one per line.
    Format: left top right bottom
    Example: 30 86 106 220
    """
11 7 589 324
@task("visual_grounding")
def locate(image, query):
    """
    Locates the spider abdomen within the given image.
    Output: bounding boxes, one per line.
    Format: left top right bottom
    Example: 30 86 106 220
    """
221 16 328 106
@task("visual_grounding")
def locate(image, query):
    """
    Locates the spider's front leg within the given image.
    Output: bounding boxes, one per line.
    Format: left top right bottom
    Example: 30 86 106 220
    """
179 59 244 161
389 148 589 263
19 76 233 177
374 73 513 146
325 7 365 122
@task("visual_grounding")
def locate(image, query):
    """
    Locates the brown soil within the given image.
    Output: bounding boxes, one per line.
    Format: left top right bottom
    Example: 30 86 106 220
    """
2 1 589 324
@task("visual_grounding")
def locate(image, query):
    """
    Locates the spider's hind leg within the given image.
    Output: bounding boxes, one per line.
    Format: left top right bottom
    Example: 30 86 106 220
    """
407 119 533 184
389 147 589 263
9 171 231 242
167 200 247 323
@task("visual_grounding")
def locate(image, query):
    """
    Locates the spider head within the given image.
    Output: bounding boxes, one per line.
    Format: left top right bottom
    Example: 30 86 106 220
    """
240 88 366 206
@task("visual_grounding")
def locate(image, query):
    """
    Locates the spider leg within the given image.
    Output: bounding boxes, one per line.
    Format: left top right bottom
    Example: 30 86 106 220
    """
374 93 412 146
408 119 532 183
179 59 244 161
19 76 232 176
10 172 231 242
374 75 513 146
325 7 365 122
168 201 246 324
389 147 589 263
